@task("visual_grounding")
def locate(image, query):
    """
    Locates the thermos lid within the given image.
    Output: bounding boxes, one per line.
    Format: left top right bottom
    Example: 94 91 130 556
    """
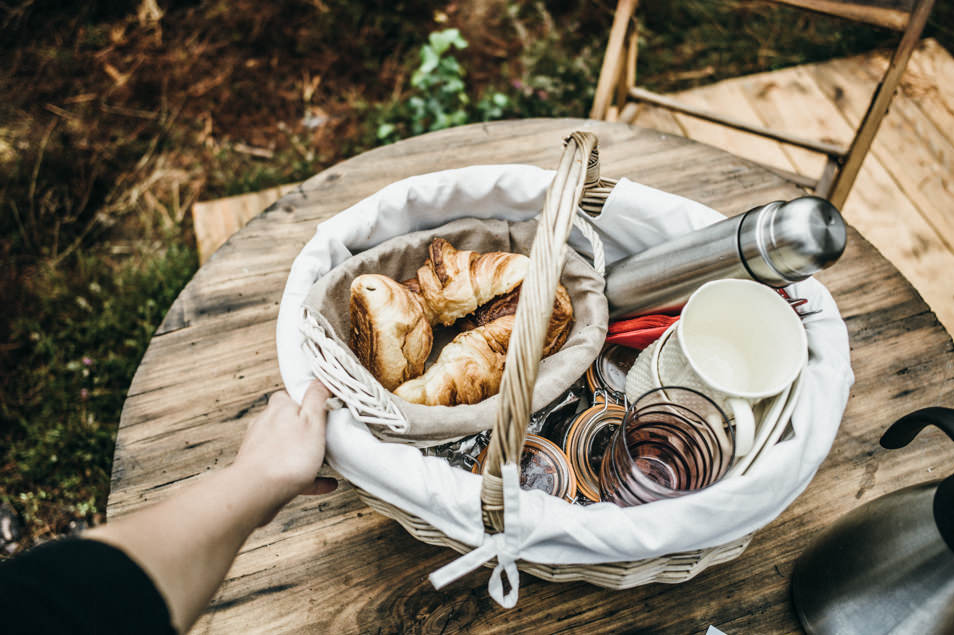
739 197 847 286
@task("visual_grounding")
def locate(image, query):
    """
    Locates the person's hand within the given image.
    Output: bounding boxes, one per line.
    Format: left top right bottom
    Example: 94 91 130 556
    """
232 381 338 525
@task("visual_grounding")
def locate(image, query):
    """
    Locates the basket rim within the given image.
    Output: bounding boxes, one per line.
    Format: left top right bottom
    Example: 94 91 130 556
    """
278 139 852 579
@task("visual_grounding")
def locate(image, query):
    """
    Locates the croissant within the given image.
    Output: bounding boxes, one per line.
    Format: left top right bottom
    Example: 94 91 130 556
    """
414 237 529 326
460 283 574 357
394 315 514 406
349 274 433 391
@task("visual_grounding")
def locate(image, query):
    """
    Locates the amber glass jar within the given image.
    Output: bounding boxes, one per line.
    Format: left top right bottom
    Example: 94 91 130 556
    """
563 403 626 502
472 434 577 502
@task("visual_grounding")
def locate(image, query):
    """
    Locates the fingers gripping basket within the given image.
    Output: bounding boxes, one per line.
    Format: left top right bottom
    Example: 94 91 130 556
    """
281 131 854 607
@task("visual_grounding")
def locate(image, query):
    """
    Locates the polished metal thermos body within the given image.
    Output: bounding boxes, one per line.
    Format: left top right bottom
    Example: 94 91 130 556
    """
604 196 847 318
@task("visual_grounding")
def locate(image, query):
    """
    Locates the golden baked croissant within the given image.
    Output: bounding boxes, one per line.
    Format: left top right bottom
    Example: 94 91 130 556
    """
394 315 514 406
460 283 574 357
414 237 529 326
349 274 433 391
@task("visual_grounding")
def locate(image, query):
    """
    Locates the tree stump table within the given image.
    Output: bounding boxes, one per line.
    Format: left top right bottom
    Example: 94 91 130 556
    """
107 119 954 634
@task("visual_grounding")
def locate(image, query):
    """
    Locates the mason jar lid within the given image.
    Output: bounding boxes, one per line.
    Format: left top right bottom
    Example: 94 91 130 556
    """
565 403 626 502
586 344 639 404
472 434 577 502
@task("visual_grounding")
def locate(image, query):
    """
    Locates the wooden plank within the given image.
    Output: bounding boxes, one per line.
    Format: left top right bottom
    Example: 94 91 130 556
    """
629 103 686 136
686 56 954 334
840 152 954 334
193 182 301 264
851 44 954 243
629 86 848 157
772 0 914 31
627 44 954 334
669 77 804 178
808 53 954 335
813 53 954 239
735 66 850 179
903 39 954 149
109 119 954 633
730 56 954 335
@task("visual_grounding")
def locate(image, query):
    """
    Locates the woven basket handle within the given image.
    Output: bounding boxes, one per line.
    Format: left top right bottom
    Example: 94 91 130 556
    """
479 131 600 531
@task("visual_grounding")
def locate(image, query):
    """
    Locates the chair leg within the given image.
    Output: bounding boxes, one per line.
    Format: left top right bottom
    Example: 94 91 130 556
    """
614 27 640 114
591 0 639 120
618 102 640 124
814 158 840 203
826 0 935 207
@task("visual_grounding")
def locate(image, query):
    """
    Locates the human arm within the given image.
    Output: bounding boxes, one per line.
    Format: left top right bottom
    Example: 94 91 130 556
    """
85 381 337 633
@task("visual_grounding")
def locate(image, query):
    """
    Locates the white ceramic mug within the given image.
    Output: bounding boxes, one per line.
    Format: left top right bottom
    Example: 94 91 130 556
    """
626 279 807 456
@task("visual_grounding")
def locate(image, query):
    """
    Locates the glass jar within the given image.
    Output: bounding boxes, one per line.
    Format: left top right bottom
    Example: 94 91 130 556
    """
586 344 640 404
472 434 577 502
564 403 626 502
599 387 733 507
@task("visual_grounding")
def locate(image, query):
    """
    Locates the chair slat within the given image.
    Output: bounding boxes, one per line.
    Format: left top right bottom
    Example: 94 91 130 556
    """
628 87 849 157
772 0 914 31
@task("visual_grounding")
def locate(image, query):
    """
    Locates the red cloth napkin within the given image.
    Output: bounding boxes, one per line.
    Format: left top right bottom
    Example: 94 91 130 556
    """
605 314 679 350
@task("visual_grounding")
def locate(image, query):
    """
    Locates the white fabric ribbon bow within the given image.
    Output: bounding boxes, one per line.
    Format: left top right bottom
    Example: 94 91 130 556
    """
428 463 523 608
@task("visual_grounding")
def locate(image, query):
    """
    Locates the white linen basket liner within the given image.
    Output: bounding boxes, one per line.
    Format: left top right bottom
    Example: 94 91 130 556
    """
276 133 853 606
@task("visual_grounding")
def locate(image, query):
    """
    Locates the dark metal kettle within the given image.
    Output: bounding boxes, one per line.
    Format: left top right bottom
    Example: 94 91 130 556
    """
791 407 954 635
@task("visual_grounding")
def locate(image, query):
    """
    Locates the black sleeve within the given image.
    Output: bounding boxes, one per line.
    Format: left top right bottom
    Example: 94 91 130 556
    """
0 537 175 634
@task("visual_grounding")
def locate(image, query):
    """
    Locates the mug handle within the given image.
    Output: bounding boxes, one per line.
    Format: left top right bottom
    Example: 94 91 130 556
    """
727 398 755 457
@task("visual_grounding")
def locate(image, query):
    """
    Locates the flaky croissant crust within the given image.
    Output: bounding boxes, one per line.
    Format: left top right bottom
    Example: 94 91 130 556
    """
349 237 575 406
394 315 514 406
460 284 573 357
349 274 433 391
415 237 529 326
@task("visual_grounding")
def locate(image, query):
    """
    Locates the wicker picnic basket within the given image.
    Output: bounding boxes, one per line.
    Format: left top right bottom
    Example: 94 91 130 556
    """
298 131 756 591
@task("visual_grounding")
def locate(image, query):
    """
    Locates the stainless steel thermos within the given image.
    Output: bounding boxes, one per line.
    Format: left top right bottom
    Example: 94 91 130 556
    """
603 196 847 318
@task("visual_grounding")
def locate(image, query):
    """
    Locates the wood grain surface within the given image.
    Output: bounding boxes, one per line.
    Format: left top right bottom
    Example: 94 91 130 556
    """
107 119 954 634
193 182 301 264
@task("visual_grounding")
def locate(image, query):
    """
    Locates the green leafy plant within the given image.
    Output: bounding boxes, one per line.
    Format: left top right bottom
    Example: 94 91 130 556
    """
376 28 510 143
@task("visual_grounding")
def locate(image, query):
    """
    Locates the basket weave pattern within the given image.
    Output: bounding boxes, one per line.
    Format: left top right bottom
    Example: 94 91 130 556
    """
302 132 756 589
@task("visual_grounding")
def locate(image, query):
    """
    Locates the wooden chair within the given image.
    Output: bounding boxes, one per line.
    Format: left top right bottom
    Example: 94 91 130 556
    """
591 0 936 208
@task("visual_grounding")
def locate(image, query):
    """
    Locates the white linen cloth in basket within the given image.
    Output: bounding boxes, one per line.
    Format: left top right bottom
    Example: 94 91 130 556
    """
275 165 853 606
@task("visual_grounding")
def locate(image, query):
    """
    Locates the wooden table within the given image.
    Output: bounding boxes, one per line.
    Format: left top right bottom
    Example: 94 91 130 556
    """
108 119 954 634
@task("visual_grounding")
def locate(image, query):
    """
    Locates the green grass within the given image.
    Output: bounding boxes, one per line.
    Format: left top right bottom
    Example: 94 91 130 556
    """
2 242 196 536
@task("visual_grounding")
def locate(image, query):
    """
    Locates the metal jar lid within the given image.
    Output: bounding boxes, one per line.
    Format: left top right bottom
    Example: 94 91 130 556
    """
565 403 626 502
472 435 577 503
586 344 640 404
